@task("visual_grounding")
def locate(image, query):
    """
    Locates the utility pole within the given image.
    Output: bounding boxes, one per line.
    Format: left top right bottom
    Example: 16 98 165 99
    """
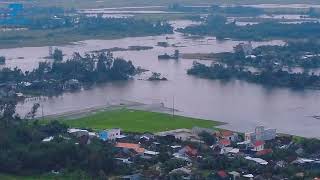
41 104 44 121
172 96 175 118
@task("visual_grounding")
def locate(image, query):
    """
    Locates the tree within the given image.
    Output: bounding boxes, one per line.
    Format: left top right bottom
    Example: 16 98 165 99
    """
25 103 40 119
53 48 63 61
0 93 19 126
199 131 216 145
0 56 5 64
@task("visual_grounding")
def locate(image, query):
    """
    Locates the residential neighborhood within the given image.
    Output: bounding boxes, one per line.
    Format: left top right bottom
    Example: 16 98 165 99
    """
2 0 320 179
49 125 320 179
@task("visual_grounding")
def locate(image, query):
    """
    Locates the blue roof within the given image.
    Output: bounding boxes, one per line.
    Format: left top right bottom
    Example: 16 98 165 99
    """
99 131 108 141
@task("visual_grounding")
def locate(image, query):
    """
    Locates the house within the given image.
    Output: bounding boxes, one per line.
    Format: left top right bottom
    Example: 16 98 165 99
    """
121 173 142 180
115 158 133 164
68 128 96 144
216 170 229 180
68 128 89 138
219 139 231 147
99 128 122 141
173 153 191 162
245 126 276 143
140 133 154 141
219 130 238 142
253 140 264 152
243 174 254 179
228 171 240 180
256 149 272 156
115 142 145 154
156 129 201 142
245 156 268 165
178 146 198 157
144 150 159 156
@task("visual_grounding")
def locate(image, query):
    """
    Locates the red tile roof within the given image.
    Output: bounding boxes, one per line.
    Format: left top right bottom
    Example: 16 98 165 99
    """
220 130 233 137
256 149 273 156
115 142 145 153
254 140 264 147
217 170 228 178
219 139 231 146
185 146 198 156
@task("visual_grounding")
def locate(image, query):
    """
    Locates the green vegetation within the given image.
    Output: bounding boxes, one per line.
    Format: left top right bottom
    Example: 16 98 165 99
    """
0 172 89 180
188 62 320 90
211 40 320 68
1 51 136 95
178 15 320 40
55 108 222 133
0 16 173 48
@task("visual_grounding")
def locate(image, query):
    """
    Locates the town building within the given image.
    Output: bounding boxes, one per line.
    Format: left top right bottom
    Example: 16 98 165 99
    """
219 139 231 147
156 129 201 142
178 146 198 157
245 126 276 142
99 128 122 141
253 140 265 152
115 142 145 154
218 130 238 142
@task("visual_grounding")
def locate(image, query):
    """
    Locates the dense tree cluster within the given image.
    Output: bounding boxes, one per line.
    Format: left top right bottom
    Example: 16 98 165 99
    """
0 108 116 178
188 62 320 89
0 51 136 95
26 15 173 36
214 40 320 68
168 4 264 16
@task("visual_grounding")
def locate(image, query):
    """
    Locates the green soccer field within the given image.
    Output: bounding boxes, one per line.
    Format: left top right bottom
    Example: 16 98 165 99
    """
55 108 223 133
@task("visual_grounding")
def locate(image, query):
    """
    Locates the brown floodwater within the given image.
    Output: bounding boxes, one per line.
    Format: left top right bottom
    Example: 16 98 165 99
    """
1 20 319 138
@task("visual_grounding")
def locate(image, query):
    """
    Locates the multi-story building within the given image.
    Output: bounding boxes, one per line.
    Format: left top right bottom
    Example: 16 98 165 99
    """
245 126 276 142
99 128 121 141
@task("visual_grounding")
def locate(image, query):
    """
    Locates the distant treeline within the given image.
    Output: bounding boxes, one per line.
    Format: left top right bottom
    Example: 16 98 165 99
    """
168 4 264 16
178 15 320 40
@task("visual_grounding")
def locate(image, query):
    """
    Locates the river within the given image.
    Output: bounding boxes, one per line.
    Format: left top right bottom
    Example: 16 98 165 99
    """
1 20 320 138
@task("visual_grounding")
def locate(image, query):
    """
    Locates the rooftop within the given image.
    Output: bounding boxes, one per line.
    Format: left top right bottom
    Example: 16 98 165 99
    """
220 130 234 137
219 139 231 146
254 140 264 147
217 170 228 178
115 142 145 153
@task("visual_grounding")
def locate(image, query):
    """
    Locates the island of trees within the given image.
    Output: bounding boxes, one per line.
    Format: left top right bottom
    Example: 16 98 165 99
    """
188 62 320 90
0 51 136 95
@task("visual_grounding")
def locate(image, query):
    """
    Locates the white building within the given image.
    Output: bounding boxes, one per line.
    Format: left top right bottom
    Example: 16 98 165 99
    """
156 129 201 142
99 128 122 141
245 126 276 142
